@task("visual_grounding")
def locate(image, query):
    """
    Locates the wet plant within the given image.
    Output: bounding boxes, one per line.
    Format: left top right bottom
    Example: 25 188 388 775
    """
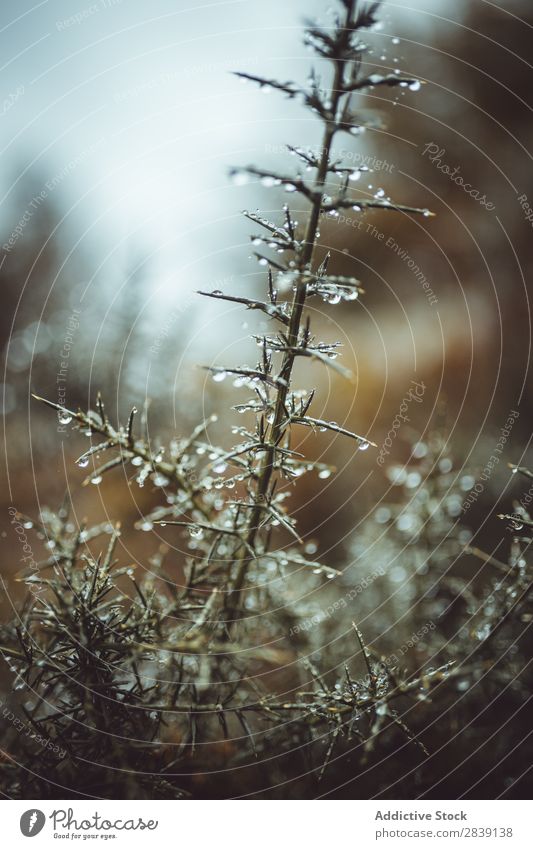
1 0 531 800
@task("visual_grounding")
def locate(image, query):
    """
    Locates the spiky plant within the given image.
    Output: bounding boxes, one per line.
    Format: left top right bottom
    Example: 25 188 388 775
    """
37 0 432 628
2 0 530 800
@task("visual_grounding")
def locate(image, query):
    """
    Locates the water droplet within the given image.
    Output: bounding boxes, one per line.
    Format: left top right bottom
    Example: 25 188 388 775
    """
212 371 227 382
412 441 428 459
406 471 421 488
77 457 90 468
349 171 361 181
58 409 72 425
358 441 370 451
387 465 407 485
392 37 400 45
375 507 391 524
318 469 332 479
188 525 204 539
232 172 249 186
476 623 491 640
131 456 143 467
460 474 475 491
90 475 103 485
409 80 421 92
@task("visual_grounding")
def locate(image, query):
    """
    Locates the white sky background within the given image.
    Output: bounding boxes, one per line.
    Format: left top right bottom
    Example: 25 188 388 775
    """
1 0 527 343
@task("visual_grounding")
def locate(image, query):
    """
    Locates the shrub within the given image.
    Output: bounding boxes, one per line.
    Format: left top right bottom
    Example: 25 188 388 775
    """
1 0 531 800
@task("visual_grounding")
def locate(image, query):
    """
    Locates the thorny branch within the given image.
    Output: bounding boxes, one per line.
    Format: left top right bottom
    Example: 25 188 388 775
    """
4 0 526 800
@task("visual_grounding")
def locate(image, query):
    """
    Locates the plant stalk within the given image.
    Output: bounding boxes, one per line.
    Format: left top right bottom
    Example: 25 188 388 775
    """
225 8 354 621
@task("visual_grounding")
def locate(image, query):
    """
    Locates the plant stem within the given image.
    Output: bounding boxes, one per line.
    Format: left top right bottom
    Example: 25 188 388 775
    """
226 7 353 621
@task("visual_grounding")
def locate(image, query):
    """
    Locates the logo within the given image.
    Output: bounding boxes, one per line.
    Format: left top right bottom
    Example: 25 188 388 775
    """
20 810 46 837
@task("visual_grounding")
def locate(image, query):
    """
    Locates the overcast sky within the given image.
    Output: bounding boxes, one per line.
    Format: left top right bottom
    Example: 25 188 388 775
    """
0 0 524 313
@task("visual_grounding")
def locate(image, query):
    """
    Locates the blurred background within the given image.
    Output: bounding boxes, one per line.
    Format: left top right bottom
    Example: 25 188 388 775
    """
1 0 532 645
